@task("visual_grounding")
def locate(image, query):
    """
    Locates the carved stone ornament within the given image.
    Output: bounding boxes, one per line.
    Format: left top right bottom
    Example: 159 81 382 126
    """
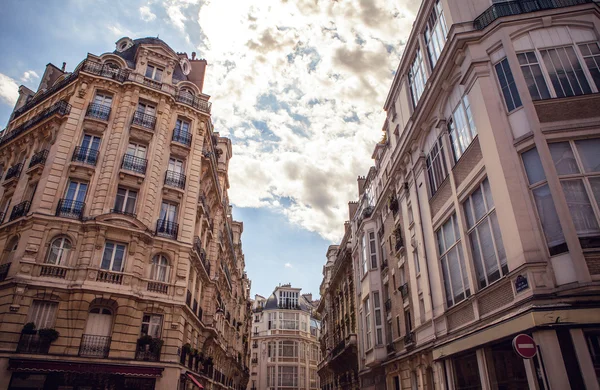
78 82 88 98
89 271 97 280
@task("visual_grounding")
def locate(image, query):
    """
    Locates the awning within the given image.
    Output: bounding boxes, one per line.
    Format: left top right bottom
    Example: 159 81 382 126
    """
186 372 204 389
8 359 163 377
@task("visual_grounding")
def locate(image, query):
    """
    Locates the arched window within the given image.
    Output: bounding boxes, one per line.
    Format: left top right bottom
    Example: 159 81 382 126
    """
46 237 72 265
151 254 170 282
2 236 18 264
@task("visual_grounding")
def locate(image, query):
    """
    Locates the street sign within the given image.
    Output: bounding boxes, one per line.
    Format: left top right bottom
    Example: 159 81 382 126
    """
513 334 537 359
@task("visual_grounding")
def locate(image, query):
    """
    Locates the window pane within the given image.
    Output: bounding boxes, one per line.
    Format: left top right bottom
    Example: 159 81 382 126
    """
549 142 579 175
579 42 600 90
112 244 126 271
495 59 522 111
469 230 486 288
522 148 546 185
101 243 114 270
464 198 475 229
443 218 456 249
532 184 565 248
471 185 487 223
482 178 494 209
575 139 600 173
590 177 600 209
478 220 500 283
561 179 600 235
441 257 453 307
490 212 507 267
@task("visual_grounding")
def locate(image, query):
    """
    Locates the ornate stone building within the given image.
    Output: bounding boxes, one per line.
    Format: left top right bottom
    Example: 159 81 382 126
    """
0 37 251 390
248 285 321 390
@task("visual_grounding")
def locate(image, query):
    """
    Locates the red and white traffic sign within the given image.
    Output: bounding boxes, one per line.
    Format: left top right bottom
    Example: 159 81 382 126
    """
513 334 537 359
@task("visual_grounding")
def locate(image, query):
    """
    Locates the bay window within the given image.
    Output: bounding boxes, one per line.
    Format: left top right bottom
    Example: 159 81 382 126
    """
369 231 377 269
361 234 368 276
408 49 427 108
279 312 299 330
424 0 448 69
278 366 298 387
278 340 298 358
437 214 470 307
448 95 477 161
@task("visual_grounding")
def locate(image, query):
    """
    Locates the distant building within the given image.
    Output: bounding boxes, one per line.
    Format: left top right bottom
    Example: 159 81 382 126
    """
249 285 321 390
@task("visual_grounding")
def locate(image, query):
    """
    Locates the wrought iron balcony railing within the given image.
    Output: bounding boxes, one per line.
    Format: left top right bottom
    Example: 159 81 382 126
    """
404 331 415 346
193 236 211 276
131 111 157 130
175 92 212 114
2 100 71 147
81 60 130 82
72 146 99 166
384 298 392 312
17 333 51 354
79 334 111 358
172 131 192 146
56 199 85 219
110 208 137 218
165 170 186 189
386 342 395 354
5 163 23 181
156 219 178 239
9 201 30 221
29 149 49 169
121 154 148 175
135 343 162 362
86 102 111 121
474 0 593 30
0 262 10 281
400 283 409 298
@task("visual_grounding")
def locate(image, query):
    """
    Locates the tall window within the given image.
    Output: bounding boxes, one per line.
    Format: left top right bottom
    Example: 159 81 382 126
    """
101 242 126 272
77 134 102 163
140 314 162 338
127 143 147 159
93 92 113 107
517 51 551 100
46 237 72 265
579 42 600 89
114 187 137 215
364 297 372 350
151 254 170 282
396 315 402 337
464 178 507 289
495 58 522 111
373 292 383 346
361 234 368 276
28 301 58 329
65 181 88 204
548 139 600 248
168 157 184 173
278 366 298 387
448 95 477 161
160 202 178 223
174 119 190 137
310 368 318 389
522 147 567 255
279 312 299 330
267 366 276 387
145 64 163 81
369 231 377 269
540 46 592 97
437 214 470 307
137 101 156 116
424 0 448 69
426 135 449 196
268 312 277 329
268 341 277 357
278 340 298 358
409 49 427 108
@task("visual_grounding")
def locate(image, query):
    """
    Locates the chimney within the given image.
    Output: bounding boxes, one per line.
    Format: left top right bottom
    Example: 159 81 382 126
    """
357 176 366 196
348 201 358 220
61 62 66 72
191 52 196 60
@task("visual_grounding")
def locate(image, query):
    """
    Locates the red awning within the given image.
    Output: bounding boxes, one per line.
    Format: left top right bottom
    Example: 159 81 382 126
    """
186 372 204 389
9 359 163 377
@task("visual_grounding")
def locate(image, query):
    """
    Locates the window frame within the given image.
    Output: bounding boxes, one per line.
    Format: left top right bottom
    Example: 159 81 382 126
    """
408 49 428 109
494 57 523 112
448 95 477 162
368 231 378 269
424 0 448 70
426 134 449 197
145 64 164 82
150 254 170 282
101 241 127 272
437 214 471 308
140 313 162 338
114 187 137 215
46 236 72 265
28 300 58 329
364 297 372 350
373 291 383 346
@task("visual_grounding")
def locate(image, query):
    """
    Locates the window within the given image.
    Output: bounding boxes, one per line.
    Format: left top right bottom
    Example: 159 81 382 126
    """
424 0 448 69
310 368 318 389
396 315 401 337
174 118 190 137
414 249 420 274
464 178 507 289
65 181 88 203
517 51 551 100
521 147 567 255
540 46 592 98
151 254 170 282
494 58 522 111
46 237 72 265
140 314 162 338
453 352 482 390
426 135 448 196
549 139 600 248
267 366 276 387
0 196 11 222
126 143 147 159
278 366 298 387
437 214 470 307
2 236 18 264
168 157 184 173
28 301 58 329
310 344 320 361
93 92 113 107
408 49 427 108
364 297 372 350
160 202 178 223
136 102 156 116
114 188 137 215
279 312 299 330
268 341 277 357
278 290 299 308
369 231 377 269
405 309 412 333
448 95 477 161
373 292 383 346
268 312 277 329
278 340 298 358
579 42 600 90
101 242 126 272
145 64 163 81
361 234 368 276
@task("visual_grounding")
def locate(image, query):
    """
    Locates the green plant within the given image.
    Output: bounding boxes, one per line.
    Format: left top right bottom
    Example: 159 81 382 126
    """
182 343 192 355
150 338 163 352
137 335 153 347
191 348 198 357
21 322 37 335
38 328 60 342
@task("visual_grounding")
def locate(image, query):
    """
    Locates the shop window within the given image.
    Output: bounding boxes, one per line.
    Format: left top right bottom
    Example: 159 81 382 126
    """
485 339 528 389
453 351 482 390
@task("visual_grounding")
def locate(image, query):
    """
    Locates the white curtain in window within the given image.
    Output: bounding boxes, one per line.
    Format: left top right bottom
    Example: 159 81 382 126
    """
28 301 58 329
561 179 600 235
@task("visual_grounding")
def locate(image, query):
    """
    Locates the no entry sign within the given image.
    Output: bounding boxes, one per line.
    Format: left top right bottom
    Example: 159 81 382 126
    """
513 334 537 359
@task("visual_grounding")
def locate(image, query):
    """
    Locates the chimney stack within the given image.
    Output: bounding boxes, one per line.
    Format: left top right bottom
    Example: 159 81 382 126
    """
61 62 66 72
357 176 366 196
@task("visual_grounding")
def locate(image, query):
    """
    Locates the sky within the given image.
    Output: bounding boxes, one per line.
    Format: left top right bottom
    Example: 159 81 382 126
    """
0 0 419 298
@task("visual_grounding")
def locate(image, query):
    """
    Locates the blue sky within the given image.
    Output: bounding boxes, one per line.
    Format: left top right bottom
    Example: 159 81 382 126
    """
0 0 418 298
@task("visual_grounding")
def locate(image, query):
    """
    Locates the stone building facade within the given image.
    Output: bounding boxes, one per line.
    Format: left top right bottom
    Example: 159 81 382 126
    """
248 285 321 390
318 0 600 389
0 37 251 390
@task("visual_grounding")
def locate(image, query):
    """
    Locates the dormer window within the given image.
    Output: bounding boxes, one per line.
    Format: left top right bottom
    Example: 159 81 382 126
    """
145 64 163 82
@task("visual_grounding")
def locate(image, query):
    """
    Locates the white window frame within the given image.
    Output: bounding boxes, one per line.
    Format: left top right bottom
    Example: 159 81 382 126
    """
141 313 162 338
424 0 448 69
437 214 470 308
448 94 477 162
101 241 126 272
114 187 137 215
364 297 372 350
278 366 298 388
46 236 72 265
368 231 378 269
145 64 163 81
28 300 58 329
361 234 368 277
279 312 299 330
93 92 113 107
126 143 147 159
373 292 383 346
278 340 298 358
408 49 427 108
426 134 449 196
494 57 523 112
150 254 170 282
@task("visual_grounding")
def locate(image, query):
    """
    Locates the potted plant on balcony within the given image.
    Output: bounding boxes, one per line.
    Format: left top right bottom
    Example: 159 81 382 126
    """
182 343 192 356
38 328 60 343
21 322 37 335
150 337 163 353
137 335 154 350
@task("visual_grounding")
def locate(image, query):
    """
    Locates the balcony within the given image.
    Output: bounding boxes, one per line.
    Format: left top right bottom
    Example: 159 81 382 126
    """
9 201 30 221
0 262 10 281
193 236 211 276
384 299 392 312
79 334 110 358
474 0 593 30
251 358 258 364
175 92 212 114
5 163 23 181
147 281 169 294
404 332 415 347
55 199 85 220
96 270 123 284
143 77 162 91
252 342 258 348
135 342 162 362
156 219 178 239
381 259 388 270
40 264 68 279
2 100 71 146
86 102 111 121
29 149 49 169
386 342 395 354
172 131 192 147
121 154 147 175
81 60 130 83
186 290 192 306
131 111 156 130
165 170 186 189
72 146 99 166
17 334 51 354
400 283 409 298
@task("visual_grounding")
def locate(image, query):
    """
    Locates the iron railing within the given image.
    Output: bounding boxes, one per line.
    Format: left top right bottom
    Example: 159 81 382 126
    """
29 149 49 168
2 100 71 147
175 92 212 114
404 332 415 346
12 76 76 120
122 154 148 175
193 236 211 276
56 199 85 219
381 259 389 269
172 130 192 146
0 262 10 281
156 219 178 239
165 170 186 189
384 299 392 312
131 111 156 130
474 0 593 30
110 208 137 218
400 283 409 298
147 281 169 294
86 102 111 121
9 201 30 221
386 342 395 354
5 163 23 181
79 334 111 358
186 290 192 306
96 270 123 284
17 333 51 354
72 146 99 166
135 344 162 362
81 60 130 82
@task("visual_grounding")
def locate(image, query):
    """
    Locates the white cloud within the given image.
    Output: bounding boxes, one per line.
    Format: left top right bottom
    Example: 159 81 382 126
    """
166 4 186 32
285 263 293 269
0 73 19 106
21 70 39 83
139 6 156 22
